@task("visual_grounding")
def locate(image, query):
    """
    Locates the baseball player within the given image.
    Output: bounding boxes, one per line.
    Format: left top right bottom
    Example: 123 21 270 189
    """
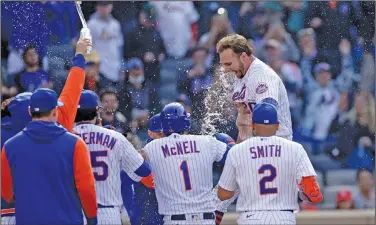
217 103 323 225
216 34 293 143
0 39 91 225
120 113 164 225
74 90 152 224
143 102 230 225
2 88 98 225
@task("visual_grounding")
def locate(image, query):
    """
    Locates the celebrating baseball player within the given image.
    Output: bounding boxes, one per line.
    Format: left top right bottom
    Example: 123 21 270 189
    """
217 102 323 225
74 90 152 224
217 34 293 143
142 102 231 225
1 38 91 225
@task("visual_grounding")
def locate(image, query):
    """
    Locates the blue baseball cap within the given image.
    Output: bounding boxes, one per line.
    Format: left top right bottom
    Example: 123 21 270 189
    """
29 88 63 112
127 57 144 70
252 103 278 125
148 113 162 132
78 90 103 109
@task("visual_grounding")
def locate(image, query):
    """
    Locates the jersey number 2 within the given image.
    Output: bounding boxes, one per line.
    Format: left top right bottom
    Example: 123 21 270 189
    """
90 151 109 181
258 164 278 195
180 161 192 190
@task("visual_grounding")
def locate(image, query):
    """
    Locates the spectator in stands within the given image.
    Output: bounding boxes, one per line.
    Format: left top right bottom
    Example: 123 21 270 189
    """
88 1 123 88
99 88 128 135
150 1 199 59
13 45 53 93
43 2 78 45
237 3 268 42
263 39 303 126
178 47 211 121
123 3 165 84
302 62 340 140
336 190 355 210
83 51 105 93
120 58 160 139
354 168 375 209
281 1 306 39
3 1 50 75
198 6 234 67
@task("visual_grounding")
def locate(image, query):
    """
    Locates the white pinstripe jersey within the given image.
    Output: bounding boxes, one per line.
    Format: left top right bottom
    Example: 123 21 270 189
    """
74 123 144 206
232 57 293 139
143 133 227 215
218 136 316 212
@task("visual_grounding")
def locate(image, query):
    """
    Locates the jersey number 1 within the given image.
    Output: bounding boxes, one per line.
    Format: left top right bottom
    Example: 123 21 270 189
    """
258 164 278 195
90 151 109 181
180 161 192 190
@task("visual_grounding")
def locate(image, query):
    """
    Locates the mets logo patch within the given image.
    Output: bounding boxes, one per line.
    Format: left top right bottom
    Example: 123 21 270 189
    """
256 82 268 94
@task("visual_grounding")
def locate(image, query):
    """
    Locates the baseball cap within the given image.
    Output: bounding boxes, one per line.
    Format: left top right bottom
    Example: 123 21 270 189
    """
29 88 63 112
336 190 352 202
127 58 144 70
148 113 162 132
252 102 278 125
264 39 281 49
78 90 103 109
141 3 156 21
314 62 331 74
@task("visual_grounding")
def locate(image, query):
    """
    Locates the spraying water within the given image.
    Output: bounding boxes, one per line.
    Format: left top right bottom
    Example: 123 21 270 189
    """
201 66 236 135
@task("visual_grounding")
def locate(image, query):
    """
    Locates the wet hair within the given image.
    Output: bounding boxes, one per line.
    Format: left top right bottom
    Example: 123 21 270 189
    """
75 109 98 123
216 34 253 56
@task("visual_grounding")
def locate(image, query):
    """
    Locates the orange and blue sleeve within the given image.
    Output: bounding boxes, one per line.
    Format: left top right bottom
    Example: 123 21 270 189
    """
1 147 14 203
58 54 86 132
299 176 323 204
73 138 97 219
140 173 154 189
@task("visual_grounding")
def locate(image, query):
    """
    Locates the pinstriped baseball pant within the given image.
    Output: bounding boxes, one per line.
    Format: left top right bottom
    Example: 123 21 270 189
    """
97 206 122 225
1 216 15 225
237 211 296 225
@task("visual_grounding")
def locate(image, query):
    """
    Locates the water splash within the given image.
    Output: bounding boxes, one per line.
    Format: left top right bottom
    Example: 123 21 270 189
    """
201 66 236 135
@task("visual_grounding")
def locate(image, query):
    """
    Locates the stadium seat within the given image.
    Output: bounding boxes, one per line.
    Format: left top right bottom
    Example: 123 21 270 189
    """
322 185 358 209
315 171 324 187
326 169 357 186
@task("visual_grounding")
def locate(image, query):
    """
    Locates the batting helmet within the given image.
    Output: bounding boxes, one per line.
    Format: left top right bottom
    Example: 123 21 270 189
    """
160 102 190 135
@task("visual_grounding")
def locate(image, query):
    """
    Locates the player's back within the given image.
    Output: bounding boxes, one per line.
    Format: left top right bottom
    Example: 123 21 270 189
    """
144 133 227 215
74 123 128 207
232 136 306 211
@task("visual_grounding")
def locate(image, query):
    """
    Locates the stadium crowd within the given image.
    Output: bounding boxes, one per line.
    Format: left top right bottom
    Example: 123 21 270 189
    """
1 1 375 211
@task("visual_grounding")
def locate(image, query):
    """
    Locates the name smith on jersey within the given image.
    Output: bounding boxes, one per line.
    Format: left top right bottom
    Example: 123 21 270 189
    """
250 144 281 159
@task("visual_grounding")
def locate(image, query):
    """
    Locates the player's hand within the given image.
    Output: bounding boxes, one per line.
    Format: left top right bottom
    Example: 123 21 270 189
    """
215 210 224 225
75 38 92 56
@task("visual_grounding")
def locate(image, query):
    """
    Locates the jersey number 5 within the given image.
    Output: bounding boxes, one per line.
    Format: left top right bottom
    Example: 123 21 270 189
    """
90 151 109 181
258 164 278 195
180 161 192 191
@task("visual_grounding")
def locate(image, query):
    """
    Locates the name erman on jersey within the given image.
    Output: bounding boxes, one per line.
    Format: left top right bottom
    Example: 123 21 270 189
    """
77 132 117 150
161 141 199 158
250 144 281 159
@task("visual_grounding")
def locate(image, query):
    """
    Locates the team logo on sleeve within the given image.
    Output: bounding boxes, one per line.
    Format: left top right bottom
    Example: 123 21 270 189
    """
256 82 268 94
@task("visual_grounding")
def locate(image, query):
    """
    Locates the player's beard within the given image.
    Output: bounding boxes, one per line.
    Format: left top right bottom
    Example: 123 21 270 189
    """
237 58 245 79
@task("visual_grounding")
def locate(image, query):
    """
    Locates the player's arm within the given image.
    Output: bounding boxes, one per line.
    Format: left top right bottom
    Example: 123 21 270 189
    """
120 138 152 178
1 147 14 203
211 138 230 165
296 146 323 204
217 150 237 201
73 139 98 224
57 39 90 132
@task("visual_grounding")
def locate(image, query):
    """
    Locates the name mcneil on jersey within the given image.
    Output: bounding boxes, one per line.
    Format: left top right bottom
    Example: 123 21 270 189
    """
162 141 200 158
250 145 281 159
77 132 117 150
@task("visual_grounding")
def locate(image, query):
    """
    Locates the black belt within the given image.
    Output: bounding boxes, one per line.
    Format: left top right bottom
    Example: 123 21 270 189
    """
98 204 114 209
246 210 293 213
171 212 215 220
